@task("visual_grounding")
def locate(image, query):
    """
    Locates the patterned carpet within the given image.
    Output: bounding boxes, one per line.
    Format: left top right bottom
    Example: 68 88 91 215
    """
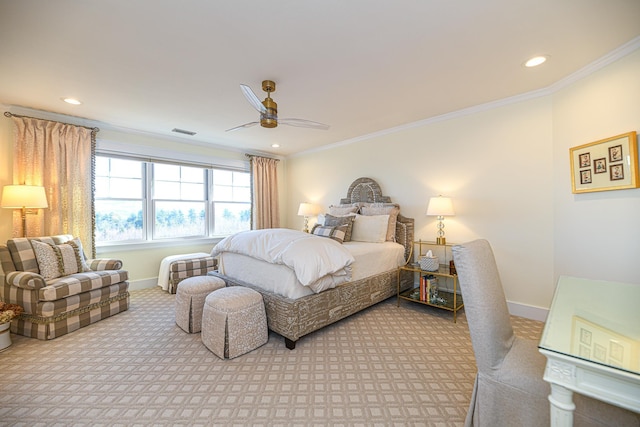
0 287 543 427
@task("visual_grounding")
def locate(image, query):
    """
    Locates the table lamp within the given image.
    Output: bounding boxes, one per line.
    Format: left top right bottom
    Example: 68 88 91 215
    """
426 195 454 245
1 185 49 237
297 203 320 233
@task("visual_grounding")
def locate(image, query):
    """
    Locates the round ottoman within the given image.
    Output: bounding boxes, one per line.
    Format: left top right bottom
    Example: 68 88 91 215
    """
202 286 268 359
174 275 226 333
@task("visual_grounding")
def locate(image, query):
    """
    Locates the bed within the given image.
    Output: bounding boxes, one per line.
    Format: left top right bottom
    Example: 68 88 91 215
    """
209 177 414 349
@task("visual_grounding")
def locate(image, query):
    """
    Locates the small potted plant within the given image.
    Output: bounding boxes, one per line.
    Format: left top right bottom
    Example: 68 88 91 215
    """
0 301 24 351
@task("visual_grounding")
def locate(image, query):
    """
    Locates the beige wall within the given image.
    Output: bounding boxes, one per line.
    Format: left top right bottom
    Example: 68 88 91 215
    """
287 97 555 314
285 47 640 317
552 49 640 285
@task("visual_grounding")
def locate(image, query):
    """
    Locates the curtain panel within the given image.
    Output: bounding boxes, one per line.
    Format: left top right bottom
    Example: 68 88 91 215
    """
249 155 280 229
10 115 97 256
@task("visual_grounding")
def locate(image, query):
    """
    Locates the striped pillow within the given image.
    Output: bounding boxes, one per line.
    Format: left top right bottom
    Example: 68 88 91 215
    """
311 224 348 244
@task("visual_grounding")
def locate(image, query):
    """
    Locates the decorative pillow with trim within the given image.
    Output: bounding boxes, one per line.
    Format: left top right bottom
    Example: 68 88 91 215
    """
350 214 390 243
65 237 91 272
360 204 400 242
311 224 348 244
31 239 86 280
320 213 356 242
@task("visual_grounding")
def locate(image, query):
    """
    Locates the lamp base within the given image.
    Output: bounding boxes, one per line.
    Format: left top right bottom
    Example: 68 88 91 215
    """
436 237 446 245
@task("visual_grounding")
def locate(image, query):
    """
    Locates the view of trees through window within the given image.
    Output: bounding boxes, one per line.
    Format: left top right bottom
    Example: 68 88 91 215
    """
95 156 251 243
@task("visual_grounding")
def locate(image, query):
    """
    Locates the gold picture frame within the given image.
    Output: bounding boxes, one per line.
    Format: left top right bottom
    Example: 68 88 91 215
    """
570 131 639 193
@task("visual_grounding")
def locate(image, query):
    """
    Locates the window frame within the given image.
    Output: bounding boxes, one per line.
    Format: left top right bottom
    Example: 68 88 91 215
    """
94 149 251 249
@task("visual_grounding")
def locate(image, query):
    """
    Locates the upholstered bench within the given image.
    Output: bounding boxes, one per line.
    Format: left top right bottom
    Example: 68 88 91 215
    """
157 253 217 294
201 287 268 359
174 276 226 333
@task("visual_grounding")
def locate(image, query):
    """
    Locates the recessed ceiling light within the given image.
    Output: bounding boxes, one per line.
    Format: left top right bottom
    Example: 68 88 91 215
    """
62 97 82 105
271 144 280 148
524 55 548 68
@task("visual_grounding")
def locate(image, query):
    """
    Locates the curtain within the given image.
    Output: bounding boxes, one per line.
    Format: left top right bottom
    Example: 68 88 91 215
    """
249 155 280 229
10 115 97 256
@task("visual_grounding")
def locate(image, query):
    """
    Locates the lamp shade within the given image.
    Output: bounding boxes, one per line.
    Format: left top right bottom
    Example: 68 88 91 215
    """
426 196 454 216
1 185 49 209
297 203 320 216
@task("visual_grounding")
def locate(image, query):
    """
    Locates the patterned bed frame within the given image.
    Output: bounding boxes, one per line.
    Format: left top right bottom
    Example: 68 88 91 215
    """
211 177 414 349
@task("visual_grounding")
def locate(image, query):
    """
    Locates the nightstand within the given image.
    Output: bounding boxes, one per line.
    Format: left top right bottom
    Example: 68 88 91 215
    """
396 240 464 322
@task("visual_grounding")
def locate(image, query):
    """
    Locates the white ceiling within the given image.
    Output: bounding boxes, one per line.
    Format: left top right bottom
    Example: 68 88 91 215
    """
1 1 639 156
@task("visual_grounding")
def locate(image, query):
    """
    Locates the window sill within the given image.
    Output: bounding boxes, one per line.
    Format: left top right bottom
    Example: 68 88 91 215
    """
96 236 223 254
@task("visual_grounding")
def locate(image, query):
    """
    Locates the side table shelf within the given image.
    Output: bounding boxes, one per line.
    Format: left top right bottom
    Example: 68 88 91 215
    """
397 264 464 322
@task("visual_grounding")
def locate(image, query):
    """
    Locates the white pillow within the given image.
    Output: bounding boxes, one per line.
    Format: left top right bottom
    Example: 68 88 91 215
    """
350 214 389 243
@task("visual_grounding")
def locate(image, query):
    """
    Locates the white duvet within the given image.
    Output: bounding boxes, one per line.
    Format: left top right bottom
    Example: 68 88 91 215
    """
211 228 355 292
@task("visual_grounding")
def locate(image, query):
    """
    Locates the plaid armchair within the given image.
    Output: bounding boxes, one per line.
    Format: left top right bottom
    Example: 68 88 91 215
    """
0 235 129 340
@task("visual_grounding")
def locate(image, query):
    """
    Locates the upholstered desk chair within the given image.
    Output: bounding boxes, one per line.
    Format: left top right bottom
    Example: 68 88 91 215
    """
452 239 639 427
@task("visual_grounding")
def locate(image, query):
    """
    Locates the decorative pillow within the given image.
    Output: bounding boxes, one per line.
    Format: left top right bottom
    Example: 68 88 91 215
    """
360 204 400 242
321 213 356 242
350 214 390 243
31 240 85 280
328 204 359 216
311 224 348 244
65 237 91 272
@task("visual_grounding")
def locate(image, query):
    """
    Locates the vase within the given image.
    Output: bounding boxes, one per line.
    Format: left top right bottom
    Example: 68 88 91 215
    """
0 322 11 352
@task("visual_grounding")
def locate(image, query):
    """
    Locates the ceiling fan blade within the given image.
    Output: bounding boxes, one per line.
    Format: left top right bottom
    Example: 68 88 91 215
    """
240 84 267 114
225 121 259 132
278 118 330 130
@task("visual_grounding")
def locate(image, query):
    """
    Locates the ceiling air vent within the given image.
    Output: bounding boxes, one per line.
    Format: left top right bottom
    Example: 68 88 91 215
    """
172 128 196 136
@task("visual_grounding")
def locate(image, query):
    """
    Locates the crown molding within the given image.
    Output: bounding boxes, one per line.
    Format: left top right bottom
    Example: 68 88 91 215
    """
291 36 640 158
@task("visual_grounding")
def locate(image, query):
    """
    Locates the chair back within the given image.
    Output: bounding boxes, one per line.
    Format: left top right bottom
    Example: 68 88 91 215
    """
452 239 515 372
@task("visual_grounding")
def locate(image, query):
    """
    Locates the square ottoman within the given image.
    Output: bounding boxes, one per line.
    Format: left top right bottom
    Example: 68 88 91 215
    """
174 275 226 333
201 286 268 359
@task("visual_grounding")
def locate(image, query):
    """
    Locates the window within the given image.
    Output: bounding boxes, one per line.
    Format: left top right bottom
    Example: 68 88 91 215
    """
95 157 145 242
95 155 251 244
211 169 251 235
153 164 206 239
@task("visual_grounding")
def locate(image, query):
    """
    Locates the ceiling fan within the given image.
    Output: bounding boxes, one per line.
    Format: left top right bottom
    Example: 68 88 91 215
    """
226 80 330 132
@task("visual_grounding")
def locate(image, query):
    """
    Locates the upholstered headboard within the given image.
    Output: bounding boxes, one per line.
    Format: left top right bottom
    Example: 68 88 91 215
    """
337 177 414 263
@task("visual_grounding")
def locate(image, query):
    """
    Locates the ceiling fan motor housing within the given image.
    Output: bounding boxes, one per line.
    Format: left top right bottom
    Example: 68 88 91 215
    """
260 80 278 128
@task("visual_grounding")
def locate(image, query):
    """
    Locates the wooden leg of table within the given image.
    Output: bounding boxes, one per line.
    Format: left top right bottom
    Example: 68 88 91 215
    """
548 383 575 427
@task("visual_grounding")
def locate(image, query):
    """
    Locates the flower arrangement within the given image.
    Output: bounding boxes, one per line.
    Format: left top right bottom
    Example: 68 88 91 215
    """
0 301 24 324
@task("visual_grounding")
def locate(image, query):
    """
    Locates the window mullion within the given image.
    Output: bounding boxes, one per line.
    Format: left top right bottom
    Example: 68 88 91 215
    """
145 163 153 241
207 169 213 237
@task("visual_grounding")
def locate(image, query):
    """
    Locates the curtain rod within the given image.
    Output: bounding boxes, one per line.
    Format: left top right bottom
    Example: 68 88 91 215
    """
4 111 100 132
245 154 280 162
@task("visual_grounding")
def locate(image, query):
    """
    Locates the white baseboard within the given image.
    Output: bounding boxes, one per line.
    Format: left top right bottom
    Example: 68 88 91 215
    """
129 277 159 291
507 301 548 322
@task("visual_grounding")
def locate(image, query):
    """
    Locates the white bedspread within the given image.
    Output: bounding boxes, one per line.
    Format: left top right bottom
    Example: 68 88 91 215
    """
211 228 354 292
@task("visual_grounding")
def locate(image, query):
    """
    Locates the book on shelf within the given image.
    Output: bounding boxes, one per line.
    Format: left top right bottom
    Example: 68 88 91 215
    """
420 275 438 302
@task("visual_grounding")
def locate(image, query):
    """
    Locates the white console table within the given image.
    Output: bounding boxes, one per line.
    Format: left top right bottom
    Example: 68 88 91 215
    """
538 276 640 426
